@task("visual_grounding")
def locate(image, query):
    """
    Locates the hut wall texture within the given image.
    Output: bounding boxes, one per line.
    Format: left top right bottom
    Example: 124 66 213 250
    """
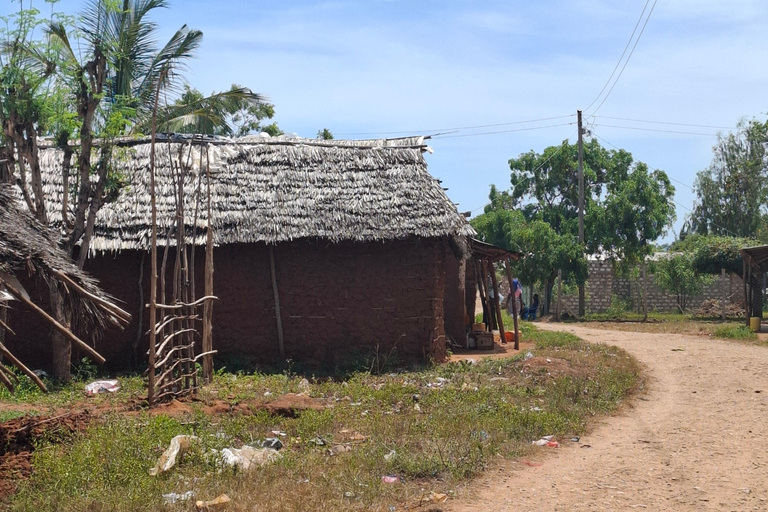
442 251 466 347
3 238 449 371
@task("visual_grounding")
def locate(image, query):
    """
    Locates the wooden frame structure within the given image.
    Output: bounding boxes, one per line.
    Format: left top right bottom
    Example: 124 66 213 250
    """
470 239 522 350
739 245 767 326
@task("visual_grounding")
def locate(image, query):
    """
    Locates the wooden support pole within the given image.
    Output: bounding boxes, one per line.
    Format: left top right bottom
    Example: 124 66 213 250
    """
0 277 105 364
269 245 285 359
503 258 519 350
744 261 749 326
0 342 47 392
481 259 498 331
52 270 131 324
488 260 506 344
473 259 489 328
202 146 214 383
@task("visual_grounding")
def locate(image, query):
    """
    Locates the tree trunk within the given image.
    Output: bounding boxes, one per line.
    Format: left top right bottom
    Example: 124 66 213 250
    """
48 281 71 382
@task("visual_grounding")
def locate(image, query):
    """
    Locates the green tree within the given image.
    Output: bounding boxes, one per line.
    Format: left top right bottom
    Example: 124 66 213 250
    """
316 128 333 140
507 139 675 262
0 0 219 381
167 84 279 136
688 119 768 239
652 253 708 313
471 207 586 313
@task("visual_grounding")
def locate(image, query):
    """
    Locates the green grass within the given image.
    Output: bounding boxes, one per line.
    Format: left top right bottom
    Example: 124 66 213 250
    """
711 324 757 340
5 329 642 512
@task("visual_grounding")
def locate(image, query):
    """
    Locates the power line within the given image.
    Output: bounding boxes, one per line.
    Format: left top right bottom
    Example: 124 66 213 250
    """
468 131 576 214
335 114 576 137
432 122 575 139
595 123 718 136
584 0 652 112
590 0 659 116
594 115 733 130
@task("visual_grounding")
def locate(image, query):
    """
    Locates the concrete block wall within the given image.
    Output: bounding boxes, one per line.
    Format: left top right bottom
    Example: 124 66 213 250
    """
558 260 745 314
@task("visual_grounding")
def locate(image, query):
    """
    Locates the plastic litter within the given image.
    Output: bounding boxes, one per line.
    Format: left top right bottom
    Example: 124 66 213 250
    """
84 379 120 395
217 445 282 470
262 437 283 450
195 494 231 510
384 449 396 461
532 435 558 447
570 436 581 443
149 435 197 475
524 351 534 361
163 491 194 504
298 378 311 392
381 475 400 484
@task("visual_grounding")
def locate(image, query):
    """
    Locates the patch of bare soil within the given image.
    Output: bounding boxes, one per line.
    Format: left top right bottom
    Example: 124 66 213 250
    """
522 356 584 379
445 324 768 511
0 410 91 499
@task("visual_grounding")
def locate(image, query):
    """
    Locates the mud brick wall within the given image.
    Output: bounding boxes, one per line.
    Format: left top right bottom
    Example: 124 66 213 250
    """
559 260 745 314
5 238 450 371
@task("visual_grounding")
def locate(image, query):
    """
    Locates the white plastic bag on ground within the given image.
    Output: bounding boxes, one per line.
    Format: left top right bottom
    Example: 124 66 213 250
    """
84 379 120 395
149 435 197 475
217 445 282 470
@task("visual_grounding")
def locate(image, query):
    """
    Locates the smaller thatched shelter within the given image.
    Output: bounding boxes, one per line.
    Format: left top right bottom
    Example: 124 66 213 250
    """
0 184 130 390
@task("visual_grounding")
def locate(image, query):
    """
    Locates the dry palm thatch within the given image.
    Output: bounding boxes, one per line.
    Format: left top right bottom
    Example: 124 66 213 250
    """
34 135 474 253
0 184 130 391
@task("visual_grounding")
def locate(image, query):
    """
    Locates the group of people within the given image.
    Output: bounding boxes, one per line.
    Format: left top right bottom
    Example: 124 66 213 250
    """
507 278 539 320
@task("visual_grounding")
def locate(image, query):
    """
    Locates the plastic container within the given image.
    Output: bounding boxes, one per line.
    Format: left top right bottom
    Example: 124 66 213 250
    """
750 316 762 332
472 322 485 332
492 330 500 342
504 331 514 343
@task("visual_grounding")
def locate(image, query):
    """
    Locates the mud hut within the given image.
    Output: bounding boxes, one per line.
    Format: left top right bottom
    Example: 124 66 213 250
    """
0 185 129 389
7 135 473 370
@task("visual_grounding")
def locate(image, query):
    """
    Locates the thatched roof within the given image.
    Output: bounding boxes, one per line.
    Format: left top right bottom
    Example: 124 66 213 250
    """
0 184 125 332
35 135 474 252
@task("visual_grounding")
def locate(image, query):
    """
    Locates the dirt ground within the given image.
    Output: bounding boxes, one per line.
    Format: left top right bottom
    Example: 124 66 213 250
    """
446 323 768 511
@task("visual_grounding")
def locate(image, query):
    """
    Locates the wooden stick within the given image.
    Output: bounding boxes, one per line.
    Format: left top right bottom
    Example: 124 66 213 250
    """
52 270 131 323
0 342 47 392
269 245 285 359
0 368 14 393
0 362 20 384
155 328 198 357
0 277 105 364
202 145 214 383
488 260 505 344
481 259 498 331
504 258 520 350
473 259 489 329
151 296 218 310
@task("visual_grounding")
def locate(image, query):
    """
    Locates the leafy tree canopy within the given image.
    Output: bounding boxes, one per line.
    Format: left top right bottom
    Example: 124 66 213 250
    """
687 119 768 239
507 139 676 265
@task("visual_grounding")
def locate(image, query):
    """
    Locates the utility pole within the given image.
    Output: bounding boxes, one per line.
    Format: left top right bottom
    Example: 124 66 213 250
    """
577 110 586 318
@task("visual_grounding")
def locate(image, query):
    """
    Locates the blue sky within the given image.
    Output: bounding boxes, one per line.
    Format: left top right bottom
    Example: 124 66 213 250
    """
6 0 768 242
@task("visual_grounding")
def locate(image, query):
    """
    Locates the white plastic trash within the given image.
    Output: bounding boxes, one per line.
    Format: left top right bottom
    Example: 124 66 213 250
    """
84 379 120 395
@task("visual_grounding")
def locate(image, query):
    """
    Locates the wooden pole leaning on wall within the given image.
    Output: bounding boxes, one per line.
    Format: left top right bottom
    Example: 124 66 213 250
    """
488 260 506 344
0 277 106 365
201 146 214 383
473 258 488 328
147 71 164 404
482 259 499 331
269 245 285 359
503 258 519 350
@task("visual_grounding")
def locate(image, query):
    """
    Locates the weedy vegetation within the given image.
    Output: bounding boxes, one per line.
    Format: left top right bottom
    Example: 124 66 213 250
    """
3 326 641 512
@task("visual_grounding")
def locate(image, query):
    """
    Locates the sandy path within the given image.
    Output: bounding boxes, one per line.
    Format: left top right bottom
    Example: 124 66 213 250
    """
446 324 768 511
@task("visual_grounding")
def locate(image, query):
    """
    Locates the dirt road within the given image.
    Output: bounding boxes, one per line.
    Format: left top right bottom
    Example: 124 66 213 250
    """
447 324 768 511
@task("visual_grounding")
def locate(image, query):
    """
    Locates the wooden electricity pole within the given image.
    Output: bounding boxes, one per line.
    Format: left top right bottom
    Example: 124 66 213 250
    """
577 110 586 318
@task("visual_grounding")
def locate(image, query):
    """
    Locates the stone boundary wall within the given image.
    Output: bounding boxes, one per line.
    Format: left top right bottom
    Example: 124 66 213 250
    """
559 260 745 314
